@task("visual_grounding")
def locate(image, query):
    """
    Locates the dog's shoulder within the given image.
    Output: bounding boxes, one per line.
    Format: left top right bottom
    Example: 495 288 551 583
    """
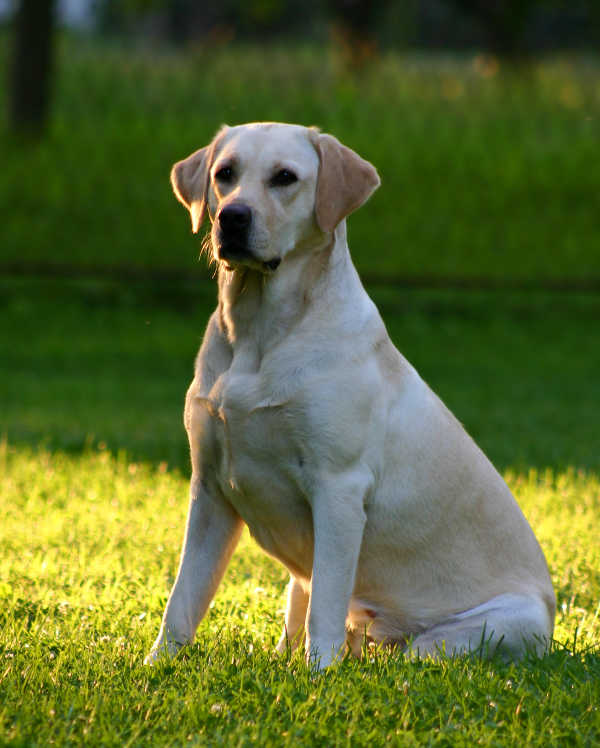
192 309 233 393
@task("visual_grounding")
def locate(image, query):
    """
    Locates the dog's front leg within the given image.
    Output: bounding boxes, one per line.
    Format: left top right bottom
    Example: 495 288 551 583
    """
145 475 243 664
306 477 368 670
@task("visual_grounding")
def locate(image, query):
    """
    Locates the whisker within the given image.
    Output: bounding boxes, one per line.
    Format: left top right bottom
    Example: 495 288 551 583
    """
199 230 219 277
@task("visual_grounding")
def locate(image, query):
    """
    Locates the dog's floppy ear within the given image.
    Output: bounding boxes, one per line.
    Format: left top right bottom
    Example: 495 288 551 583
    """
170 126 228 233
312 132 380 233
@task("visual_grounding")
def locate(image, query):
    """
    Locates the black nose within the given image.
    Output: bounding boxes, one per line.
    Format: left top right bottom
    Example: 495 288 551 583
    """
218 204 251 234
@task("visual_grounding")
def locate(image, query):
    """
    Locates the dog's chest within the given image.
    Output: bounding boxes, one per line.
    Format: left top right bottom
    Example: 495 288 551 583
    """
211 368 303 489
197 365 314 573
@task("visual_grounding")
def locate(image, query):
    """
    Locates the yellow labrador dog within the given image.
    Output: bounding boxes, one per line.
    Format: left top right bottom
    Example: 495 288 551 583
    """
146 122 555 669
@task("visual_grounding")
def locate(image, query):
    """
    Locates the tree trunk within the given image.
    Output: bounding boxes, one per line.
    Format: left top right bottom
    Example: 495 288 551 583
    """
9 0 56 137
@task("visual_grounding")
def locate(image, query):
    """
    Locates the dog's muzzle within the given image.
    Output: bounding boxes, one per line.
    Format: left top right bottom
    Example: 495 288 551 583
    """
216 204 280 272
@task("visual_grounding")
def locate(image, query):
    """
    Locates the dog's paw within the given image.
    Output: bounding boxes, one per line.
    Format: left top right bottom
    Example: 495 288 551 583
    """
275 628 305 656
274 635 288 656
144 637 183 665
305 640 346 672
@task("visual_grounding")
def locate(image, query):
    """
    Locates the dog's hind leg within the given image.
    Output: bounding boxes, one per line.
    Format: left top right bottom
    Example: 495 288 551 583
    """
275 575 309 654
407 593 554 661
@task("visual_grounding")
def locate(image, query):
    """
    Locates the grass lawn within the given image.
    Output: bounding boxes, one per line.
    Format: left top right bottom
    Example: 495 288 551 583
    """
1 279 599 745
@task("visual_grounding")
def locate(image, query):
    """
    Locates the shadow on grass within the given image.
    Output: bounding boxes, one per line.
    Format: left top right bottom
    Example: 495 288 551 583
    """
1 276 599 473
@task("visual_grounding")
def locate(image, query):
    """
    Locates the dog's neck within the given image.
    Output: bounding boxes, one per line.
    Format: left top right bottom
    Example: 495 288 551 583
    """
217 222 356 362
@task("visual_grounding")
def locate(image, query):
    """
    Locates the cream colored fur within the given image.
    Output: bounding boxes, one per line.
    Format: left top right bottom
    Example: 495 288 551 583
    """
146 122 555 670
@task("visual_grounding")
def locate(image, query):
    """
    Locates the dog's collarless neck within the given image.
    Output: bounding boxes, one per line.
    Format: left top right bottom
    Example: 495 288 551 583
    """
216 229 354 355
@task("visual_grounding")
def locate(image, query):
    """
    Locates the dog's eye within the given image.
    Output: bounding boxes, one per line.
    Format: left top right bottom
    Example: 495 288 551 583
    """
215 166 234 183
270 169 298 187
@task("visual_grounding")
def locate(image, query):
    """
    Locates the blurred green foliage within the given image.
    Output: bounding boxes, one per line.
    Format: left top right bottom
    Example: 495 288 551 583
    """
1 36 599 283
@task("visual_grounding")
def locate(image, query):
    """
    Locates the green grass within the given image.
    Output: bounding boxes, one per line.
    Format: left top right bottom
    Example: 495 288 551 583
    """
1 279 599 744
1 36 600 283
1 446 599 745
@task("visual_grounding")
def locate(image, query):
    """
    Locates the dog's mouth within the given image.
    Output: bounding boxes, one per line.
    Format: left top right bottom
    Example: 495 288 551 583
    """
217 243 281 274
263 257 281 272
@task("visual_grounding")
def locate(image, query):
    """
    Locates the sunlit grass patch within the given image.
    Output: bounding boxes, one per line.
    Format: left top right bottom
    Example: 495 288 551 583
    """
0 443 287 656
1 443 598 744
504 467 600 651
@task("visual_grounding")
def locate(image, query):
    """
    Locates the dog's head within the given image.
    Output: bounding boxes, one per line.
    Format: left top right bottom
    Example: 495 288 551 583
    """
171 122 380 273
